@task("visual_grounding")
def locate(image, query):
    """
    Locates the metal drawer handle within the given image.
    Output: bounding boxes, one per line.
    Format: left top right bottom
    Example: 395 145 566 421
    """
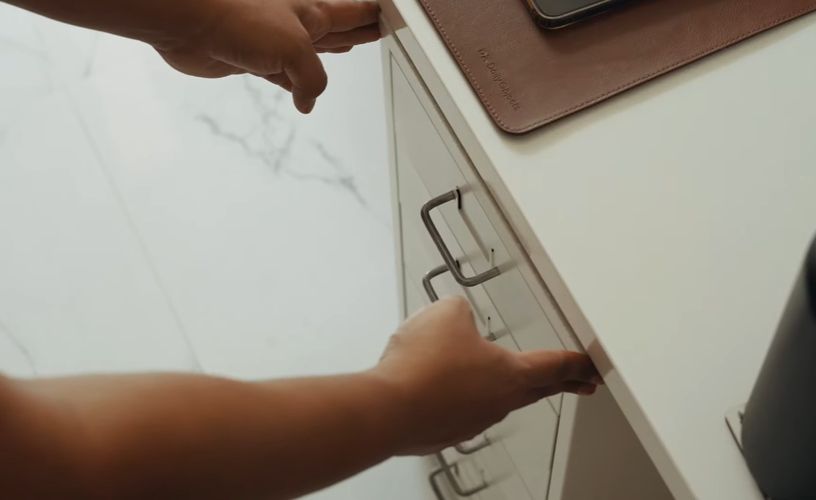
429 454 490 498
454 437 491 455
423 265 499 343
421 189 500 288
422 264 449 302
422 262 501 344
429 467 448 500
423 265 494 457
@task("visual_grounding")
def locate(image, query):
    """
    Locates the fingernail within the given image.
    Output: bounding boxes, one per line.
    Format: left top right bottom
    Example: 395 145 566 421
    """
579 386 597 396
303 98 316 114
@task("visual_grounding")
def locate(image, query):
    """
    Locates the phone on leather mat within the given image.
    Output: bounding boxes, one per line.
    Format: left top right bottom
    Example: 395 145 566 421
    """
526 0 629 29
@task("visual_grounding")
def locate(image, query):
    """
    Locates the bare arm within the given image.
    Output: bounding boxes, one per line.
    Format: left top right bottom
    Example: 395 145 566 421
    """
2 372 402 499
3 0 381 113
0 298 600 499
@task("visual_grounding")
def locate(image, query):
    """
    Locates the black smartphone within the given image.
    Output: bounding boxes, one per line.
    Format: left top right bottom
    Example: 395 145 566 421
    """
526 0 629 29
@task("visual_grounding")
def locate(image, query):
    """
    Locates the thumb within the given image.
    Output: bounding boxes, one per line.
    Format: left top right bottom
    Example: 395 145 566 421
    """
517 351 600 388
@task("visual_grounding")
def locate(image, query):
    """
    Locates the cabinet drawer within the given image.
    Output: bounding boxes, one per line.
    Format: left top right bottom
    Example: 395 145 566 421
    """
388 37 568 500
471 442 534 500
389 53 566 360
486 398 561 500
405 225 561 500
404 260 560 500
405 277 532 500
398 145 509 340
433 445 532 500
400 198 559 499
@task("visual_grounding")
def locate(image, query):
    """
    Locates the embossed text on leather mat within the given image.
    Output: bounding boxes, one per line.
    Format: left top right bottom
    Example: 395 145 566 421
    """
417 0 816 134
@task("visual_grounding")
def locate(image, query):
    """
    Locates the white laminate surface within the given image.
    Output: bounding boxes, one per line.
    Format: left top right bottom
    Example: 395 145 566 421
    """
382 2 816 498
0 5 435 498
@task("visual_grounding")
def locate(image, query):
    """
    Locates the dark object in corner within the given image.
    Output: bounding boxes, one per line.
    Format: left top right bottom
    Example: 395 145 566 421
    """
525 0 629 29
742 235 816 499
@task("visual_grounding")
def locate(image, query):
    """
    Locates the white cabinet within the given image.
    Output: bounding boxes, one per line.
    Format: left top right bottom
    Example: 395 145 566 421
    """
383 29 673 500
387 38 562 498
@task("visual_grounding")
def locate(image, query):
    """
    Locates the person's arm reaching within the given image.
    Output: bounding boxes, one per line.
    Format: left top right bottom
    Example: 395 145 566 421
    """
3 0 381 113
0 297 600 499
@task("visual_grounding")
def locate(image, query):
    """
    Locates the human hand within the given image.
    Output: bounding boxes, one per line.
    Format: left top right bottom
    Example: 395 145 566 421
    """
373 297 601 456
155 0 380 113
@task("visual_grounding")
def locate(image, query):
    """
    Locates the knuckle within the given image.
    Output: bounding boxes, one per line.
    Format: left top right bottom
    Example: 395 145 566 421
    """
447 295 471 313
553 351 572 379
295 38 315 60
444 296 477 326
508 365 534 396
511 359 533 388
281 32 311 61
488 407 511 426
312 0 331 15
300 3 331 39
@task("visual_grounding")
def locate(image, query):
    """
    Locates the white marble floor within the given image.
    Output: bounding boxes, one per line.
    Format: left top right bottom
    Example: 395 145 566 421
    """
0 4 434 499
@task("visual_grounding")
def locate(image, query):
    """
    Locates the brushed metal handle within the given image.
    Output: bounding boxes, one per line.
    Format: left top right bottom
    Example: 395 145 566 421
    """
423 266 494 458
421 189 500 288
422 264 449 302
454 437 492 455
429 467 448 500
423 264 499 343
430 454 490 498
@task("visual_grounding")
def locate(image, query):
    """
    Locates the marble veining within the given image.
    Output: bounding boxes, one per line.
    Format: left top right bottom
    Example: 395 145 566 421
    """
81 34 100 78
0 4 100 138
71 102 204 373
0 316 37 375
196 77 367 206
0 33 48 60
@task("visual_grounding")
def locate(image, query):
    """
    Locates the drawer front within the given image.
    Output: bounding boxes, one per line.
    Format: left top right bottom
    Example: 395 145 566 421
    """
389 53 567 361
405 258 561 500
486 399 561 500
404 278 531 500
397 145 509 340
389 44 563 499
399 176 556 499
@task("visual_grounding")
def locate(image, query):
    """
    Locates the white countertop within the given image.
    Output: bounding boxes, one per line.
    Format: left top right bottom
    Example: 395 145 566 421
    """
382 2 816 498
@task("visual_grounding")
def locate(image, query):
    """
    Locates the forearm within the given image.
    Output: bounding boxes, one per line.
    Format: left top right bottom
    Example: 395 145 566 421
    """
2 0 219 48
3 372 404 500
0 300 600 498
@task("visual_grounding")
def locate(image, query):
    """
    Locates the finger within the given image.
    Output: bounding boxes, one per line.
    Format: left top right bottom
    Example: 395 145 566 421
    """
552 381 598 396
318 46 353 54
264 73 294 92
323 0 380 32
517 351 600 387
284 38 328 114
438 296 481 337
314 24 381 49
158 49 246 78
526 381 598 403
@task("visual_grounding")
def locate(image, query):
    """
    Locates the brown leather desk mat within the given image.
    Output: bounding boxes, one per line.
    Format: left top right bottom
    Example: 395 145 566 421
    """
417 0 816 134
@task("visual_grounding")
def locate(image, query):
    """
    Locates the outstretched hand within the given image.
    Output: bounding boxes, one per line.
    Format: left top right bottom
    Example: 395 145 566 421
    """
157 0 380 113
373 296 602 455
7 0 379 113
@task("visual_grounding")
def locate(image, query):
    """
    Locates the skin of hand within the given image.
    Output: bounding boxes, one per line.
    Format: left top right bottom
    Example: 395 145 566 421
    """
0 298 599 500
4 0 381 113
373 296 600 455
154 0 381 113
